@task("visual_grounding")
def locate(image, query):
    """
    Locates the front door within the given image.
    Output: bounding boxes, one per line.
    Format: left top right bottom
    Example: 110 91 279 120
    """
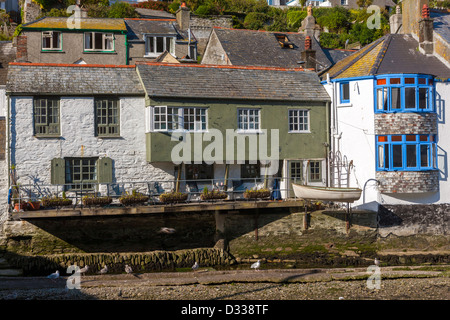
288 160 303 198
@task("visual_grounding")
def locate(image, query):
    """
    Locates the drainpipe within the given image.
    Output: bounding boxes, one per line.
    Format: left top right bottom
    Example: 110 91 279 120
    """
124 32 129 65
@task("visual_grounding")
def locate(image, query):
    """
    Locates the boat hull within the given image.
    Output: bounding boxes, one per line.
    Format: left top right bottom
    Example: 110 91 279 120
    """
292 183 362 203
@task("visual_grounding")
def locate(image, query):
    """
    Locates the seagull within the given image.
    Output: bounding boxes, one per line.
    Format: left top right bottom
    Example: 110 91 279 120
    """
251 260 261 271
79 265 89 275
47 270 60 279
99 265 108 274
192 261 199 271
125 264 133 274
374 258 380 266
159 227 176 234
339 296 344 300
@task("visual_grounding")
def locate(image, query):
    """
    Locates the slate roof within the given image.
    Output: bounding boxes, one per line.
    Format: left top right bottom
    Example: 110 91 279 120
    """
207 28 333 71
6 63 145 95
22 17 127 32
431 11 450 44
125 18 193 42
321 34 450 80
136 63 330 102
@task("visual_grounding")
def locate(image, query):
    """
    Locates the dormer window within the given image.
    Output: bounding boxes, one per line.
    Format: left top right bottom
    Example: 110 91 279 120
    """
84 32 114 52
42 31 61 51
145 35 175 58
275 34 294 49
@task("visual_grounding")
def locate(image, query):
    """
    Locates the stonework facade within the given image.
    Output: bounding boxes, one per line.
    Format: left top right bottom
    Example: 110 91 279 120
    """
376 170 439 193
374 113 438 135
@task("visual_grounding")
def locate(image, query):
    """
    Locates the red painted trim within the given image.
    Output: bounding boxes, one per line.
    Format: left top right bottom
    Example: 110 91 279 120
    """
9 62 135 68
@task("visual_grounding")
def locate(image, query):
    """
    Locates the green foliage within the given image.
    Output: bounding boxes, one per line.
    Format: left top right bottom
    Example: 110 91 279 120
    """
286 10 306 30
243 11 268 30
107 1 139 18
41 8 71 18
316 7 350 33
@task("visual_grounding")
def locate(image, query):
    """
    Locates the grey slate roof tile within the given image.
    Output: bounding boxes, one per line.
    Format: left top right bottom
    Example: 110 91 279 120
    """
6 64 145 95
137 63 330 102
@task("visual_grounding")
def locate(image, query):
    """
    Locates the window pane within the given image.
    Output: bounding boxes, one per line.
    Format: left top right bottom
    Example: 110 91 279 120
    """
53 32 60 49
376 79 386 85
406 135 416 141
418 78 426 85
405 78 415 84
85 33 92 49
377 88 388 111
420 145 429 167
391 88 401 109
156 37 164 53
166 37 171 53
406 145 417 167
392 145 403 168
341 83 349 101
390 78 401 84
94 33 103 50
418 88 428 109
391 136 402 142
378 145 385 168
404 87 416 109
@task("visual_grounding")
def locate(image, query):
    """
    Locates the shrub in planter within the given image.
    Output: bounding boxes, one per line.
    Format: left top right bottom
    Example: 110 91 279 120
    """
159 192 188 203
200 188 228 201
41 196 73 207
27 201 41 210
119 190 149 206
82 194 112 206
243 188 271 199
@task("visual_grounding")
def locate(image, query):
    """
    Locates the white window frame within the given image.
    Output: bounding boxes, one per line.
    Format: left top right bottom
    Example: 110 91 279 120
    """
144 35 176 58
151 106 208 132
237 108 261 133
288 109 310 133
42 31 62 51
84 32 114 52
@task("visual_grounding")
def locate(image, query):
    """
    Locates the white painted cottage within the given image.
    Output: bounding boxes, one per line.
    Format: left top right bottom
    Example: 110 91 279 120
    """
320 4 450 212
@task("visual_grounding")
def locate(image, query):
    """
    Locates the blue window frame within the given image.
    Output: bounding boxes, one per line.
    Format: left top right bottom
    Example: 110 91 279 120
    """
340 81 350 104
375 74 434 113
376 134 437 171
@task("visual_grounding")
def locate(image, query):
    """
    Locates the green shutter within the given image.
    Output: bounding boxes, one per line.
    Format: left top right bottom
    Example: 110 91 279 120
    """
51 158 65 185
98 157 113 183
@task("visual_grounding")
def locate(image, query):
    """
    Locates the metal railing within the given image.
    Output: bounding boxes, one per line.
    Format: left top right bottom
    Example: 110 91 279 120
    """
9 177 306 211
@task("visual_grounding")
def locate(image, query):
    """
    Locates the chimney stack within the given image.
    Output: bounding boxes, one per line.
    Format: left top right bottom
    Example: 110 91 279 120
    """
176 2 190 31
16 35 28 62
418 4 434 55
301 36 316 70
389 5 402 33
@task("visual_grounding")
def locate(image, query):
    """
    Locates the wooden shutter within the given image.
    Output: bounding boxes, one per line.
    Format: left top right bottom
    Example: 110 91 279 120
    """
97 157 113 183
51 158 65 185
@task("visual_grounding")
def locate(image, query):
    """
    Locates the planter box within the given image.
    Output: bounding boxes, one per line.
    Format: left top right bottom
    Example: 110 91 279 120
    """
200 190 228 201
119 193 149 206
82 195 113 206
243 189 271 199
27 201 41 211
159 192 188 203
41 197 73 207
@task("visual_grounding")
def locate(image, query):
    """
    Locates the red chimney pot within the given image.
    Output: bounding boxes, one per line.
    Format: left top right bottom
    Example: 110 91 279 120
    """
422 4 430 19
305 36 312 50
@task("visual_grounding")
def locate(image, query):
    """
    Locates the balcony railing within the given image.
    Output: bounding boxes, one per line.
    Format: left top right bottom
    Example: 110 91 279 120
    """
9 177 304 211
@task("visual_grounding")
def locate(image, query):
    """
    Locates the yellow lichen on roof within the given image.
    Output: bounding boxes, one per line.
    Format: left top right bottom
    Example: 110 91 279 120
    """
23 17 127 31
336 40 385 79
324 37 386 79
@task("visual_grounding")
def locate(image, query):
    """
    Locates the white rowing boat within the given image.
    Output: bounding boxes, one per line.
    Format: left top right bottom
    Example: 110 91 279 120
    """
292 183 362 203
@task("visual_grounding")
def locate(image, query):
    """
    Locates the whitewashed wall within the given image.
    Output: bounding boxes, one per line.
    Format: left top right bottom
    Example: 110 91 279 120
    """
324 79 378 211
9 96 176 196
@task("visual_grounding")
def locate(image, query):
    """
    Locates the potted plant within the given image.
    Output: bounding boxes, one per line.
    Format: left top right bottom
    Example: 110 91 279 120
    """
82 194 112 207
243 188 271 200
200 187 228 201
119 189 149 206
27 199 41 210
159 191 188 204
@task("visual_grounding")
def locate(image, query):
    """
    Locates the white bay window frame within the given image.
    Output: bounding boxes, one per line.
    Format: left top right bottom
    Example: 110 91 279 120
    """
151 106 208 132
144 34 176 57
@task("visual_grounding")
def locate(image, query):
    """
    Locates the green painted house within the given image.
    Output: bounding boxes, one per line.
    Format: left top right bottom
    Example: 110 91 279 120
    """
136 63 331 198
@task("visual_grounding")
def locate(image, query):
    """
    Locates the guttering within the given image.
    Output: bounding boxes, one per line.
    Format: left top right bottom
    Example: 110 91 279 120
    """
320 75 375 84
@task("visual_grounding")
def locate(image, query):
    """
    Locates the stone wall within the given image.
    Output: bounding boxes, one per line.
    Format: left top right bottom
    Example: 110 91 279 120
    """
376 170 440 193
190 15 233 56
374 113 438 135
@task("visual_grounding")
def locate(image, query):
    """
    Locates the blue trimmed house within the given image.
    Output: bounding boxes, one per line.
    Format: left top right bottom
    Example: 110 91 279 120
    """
320 3 450 214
